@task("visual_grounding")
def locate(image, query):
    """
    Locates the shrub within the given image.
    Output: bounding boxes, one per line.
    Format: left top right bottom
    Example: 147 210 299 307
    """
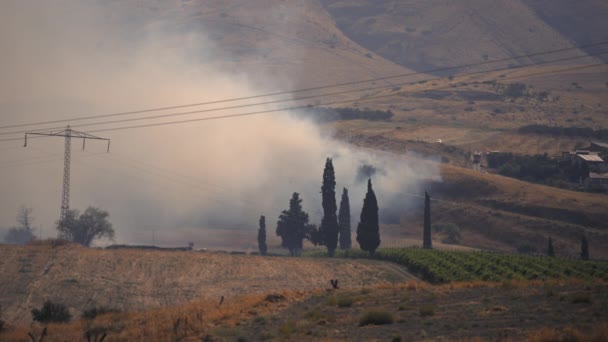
433 223 462 244
337 296 354 308
279 320 297 336
31 301 71 323
570 293 592 304
360 288 372 295
503 83 527 98
82 306 119 320
359 310 394 326
419 304 435 317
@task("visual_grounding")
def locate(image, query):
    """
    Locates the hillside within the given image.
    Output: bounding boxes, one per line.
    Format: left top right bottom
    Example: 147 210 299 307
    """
321 0 603 72
0 244 416 325
101 0 422 90
3 278 606 341
523 0 608 62
410 164 608 256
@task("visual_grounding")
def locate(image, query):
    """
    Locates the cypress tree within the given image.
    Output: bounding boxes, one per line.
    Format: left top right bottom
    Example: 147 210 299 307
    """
321 158 339 257
581 235 589 260
276 193 309 256
423 191 432 249
356 179 380 255
547 237 555 257
258 215 267 256
338 188 351 250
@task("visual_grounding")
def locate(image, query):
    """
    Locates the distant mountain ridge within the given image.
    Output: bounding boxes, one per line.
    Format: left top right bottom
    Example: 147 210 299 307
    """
320 0 607 72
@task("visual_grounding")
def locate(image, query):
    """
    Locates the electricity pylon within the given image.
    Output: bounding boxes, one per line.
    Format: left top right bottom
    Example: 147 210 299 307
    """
24 126 110 239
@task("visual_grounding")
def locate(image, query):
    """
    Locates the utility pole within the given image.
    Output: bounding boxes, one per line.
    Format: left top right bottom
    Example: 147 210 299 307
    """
24 125 110 239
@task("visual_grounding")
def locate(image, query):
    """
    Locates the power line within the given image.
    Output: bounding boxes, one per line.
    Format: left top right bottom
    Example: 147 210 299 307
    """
0 40 606 131
0 61 604 143
0 152 106 169
1 50 605 139
47 63 608 135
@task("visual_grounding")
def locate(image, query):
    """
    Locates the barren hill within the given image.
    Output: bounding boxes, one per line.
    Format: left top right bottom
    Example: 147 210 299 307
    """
321 0 604 72
101 0 422 90
523 0 608 62
0 244 416 325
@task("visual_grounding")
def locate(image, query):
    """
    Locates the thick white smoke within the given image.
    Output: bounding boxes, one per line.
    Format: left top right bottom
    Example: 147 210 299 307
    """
0 1 440 248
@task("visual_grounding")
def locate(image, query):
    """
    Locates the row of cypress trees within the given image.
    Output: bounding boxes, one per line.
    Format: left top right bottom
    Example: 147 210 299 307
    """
257 164 592 259
258 158 380 256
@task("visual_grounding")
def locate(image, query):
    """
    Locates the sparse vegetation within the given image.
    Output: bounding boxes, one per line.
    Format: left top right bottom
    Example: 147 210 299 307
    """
336 295 354 308
487 152 562 184
82 306 120 320
419 304 435 317
518 125 608 141
433 223 462 244
302 106 394 122
3 206 35 245
502 82 528 98
359 310 394 326
31 300 71 323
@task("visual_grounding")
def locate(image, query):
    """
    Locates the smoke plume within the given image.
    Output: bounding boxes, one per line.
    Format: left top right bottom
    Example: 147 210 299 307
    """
0 1 440 248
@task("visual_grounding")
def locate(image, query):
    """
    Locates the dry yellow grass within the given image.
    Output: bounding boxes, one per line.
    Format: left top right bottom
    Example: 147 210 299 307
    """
1 290 306 341
0 244 417 326
527 324 608 342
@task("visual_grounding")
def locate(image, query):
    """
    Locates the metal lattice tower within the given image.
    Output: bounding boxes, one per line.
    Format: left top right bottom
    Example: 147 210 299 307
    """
24 125 110 239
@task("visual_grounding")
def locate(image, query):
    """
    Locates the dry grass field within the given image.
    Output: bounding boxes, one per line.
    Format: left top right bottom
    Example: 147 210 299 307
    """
2 278 606 341
0 243 416 325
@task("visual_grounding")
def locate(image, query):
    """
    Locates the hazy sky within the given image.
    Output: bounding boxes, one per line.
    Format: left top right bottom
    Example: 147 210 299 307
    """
0 1 440 248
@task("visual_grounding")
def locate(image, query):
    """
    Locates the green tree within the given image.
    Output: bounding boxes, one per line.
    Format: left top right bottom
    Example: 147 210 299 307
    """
3 206 35 245
423 192 432 249
57 207 114 247
321 158 339 256
547 237 555 257
581 235 589 260
338 188 351 250
433 223 461 244
258 215 267 256
356 179 380 255
276 193 309 256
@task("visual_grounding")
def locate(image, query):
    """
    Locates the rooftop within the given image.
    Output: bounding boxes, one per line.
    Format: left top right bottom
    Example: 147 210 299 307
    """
591 141 608 149
577 154 604 162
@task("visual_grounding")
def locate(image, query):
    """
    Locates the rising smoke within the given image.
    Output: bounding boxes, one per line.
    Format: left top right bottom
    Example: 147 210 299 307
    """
0 0 440 248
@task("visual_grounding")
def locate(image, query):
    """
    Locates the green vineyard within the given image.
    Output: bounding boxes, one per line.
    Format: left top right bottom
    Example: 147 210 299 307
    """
307 248 608 284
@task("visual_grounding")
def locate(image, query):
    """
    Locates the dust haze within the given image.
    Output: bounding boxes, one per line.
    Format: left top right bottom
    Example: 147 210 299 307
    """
0 1 440 248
